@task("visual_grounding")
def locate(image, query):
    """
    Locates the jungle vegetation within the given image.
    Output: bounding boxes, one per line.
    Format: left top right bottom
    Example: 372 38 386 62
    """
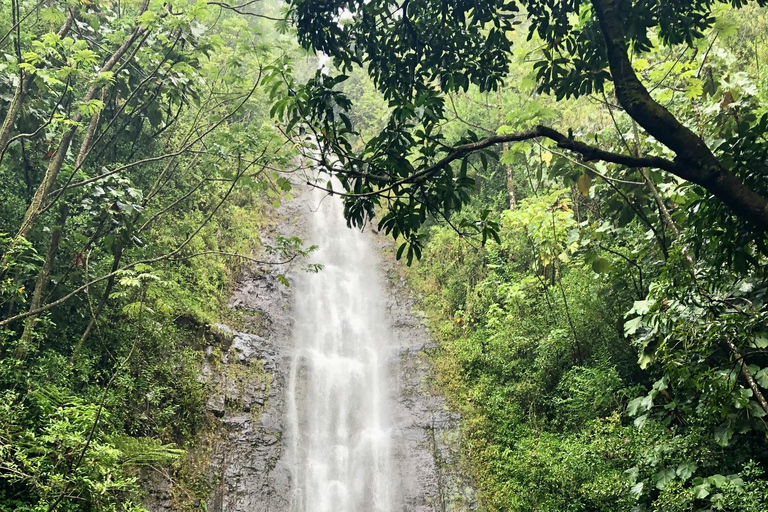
0 0 313 509
2 0 768 510
279 0 768 510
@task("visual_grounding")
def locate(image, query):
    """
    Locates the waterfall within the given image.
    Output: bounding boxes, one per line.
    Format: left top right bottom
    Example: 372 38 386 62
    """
286 189 397 512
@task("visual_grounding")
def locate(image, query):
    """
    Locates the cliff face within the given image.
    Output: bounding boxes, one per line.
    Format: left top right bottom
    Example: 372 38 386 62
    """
205 267 294 512
141 261 294 512
144 198 475 511
377 234 477 512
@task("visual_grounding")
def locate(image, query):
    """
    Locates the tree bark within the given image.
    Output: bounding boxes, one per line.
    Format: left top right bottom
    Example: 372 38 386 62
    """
505 141 516 210
75 87 109 168
726 338 768 418
16 204 68 358
591 0 768 230
69 247 123 364
631 120 680 238
497 90 516 210
0 78 25 155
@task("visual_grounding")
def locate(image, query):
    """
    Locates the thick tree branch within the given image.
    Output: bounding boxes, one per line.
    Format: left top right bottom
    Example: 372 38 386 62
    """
0 151 270 328
0 10 73 154
0 0 151 275
324 125 677 198
0 0 47 49
46 77 261 199
170 251 299 266
0 162 247 328
725 338 768 418
591 0 768 229
208 1 283 20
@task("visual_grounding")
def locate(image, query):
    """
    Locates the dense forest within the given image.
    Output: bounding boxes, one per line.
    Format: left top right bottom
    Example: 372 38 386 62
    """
0 0 315 508
2 0 768 510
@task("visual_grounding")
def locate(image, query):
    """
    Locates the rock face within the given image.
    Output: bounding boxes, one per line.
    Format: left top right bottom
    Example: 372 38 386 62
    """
144 198 475 511
376 236 477 512
203 267 294 512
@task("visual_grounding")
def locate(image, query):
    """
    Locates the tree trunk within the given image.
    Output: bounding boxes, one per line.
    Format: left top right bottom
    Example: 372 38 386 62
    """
497 90 515 210
0 3 149 273
0 79 25 154
505 142 516 210
75 87 109 168
631 120 679 238
0 12 73 154
16 205 68 358
69 246 123 364
591 0 768 230
726 338 768 418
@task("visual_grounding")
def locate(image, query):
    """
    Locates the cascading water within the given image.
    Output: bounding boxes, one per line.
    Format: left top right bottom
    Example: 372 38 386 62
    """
286 188 398 512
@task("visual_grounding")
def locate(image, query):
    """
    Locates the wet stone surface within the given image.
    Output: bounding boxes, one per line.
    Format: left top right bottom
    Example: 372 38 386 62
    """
377 236 477 512
144 199 475 512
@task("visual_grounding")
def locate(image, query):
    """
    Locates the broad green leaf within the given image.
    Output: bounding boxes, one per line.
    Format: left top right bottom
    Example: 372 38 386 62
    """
633 58 650 71
624 316 642 336
630 300 651 315
709 474 728 488
753 335 768 349
627 397 644 416
591 257 610 274
714 424 733 447
676 462 697 481
694 483 711 499
137 10 159 28
638 352 654 370
749 400 767 417
654 468 676 490
72 49 99 66
577 173 591 196
500 149 516 165
23 51 42 65
684 78 704 100
754 368 768 388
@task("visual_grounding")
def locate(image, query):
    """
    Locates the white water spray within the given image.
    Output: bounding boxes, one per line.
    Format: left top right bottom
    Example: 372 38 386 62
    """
286 189 398 512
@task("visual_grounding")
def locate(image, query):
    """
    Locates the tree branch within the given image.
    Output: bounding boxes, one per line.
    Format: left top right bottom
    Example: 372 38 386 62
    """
46 76 261 198
591 0 768 229
0 0 47 50
324 125 677 199
208 1 283 20
726 338 768 418
170 251 299 266
0 154 254 328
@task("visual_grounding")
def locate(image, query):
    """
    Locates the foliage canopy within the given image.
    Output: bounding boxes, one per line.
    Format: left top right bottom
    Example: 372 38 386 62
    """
281 0 768 257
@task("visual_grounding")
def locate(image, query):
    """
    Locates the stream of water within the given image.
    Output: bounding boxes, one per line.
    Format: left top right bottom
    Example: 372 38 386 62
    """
286 190 398 512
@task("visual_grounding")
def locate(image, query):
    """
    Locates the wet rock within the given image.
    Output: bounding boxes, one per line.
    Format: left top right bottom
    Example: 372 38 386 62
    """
207 395 225 418
374 233 478 511
144 191 474 511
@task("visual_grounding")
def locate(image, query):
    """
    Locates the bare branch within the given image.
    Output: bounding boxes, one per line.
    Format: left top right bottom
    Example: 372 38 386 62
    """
0 0 47 50
171 251 299 266
0 149 271 328
208 1 283 20
46 75 262 198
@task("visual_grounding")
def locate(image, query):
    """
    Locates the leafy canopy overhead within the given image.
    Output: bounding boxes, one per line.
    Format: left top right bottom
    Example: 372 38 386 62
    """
279 0 768 260
293 0 729 96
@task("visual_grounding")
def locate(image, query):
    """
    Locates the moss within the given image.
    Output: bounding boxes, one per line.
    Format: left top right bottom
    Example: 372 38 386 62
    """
168 421 224 511
220 351 270 417
209 346 224 373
